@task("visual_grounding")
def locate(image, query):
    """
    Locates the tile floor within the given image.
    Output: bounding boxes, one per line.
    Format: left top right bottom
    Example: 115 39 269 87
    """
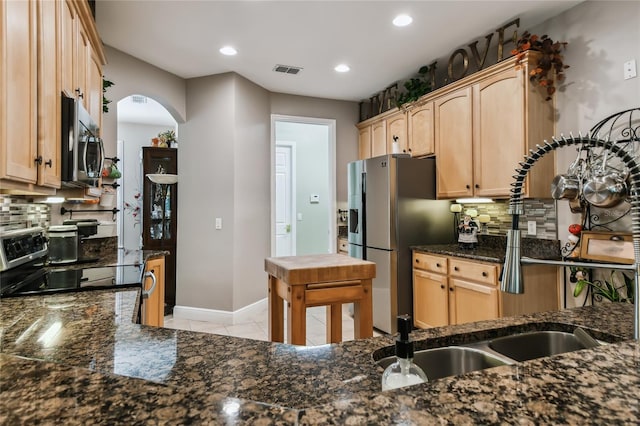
164 304 384 346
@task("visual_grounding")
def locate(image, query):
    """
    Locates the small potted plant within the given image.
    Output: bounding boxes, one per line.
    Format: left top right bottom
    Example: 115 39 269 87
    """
157 130 177 148
511 31 569 101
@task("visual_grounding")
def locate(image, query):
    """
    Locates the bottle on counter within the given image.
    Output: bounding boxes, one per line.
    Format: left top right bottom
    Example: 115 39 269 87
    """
381 315 428 391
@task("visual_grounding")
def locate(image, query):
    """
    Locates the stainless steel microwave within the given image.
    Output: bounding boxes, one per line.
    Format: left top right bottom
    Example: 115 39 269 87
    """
61 94 104 187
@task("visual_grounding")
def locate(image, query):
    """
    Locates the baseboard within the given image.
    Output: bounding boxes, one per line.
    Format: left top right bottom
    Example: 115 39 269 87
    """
172 298 267 325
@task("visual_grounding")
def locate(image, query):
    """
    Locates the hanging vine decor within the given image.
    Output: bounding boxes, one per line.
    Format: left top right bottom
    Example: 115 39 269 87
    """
511 31 569 101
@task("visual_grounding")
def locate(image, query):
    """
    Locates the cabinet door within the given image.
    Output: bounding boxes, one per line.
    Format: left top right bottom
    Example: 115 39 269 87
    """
60 0 76 98
473 67 525 197
358 126 371 160
142 148 178 248
87 47 103 128
142 257 165 327
371 120 386 157
76 19 90 108
413 270 449 328
1 0 38 183
408 102 435 157
386 112 407 154
449 278 499 325
435 87 473 198
37 0 61 188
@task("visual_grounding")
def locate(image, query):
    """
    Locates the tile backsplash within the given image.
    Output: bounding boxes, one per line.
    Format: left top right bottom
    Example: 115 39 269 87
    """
456 199 557 240
0 196 51 233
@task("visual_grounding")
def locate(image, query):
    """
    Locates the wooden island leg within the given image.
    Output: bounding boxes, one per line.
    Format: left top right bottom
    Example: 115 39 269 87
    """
268 275 284 342
288 285 306 345
326 304 343 343
353 279 373 339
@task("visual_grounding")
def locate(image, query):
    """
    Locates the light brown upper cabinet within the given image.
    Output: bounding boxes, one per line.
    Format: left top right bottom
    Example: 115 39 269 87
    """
434 87 474 198
1 0 40 186
371 119 386 158
358 125 371 160
435 52 555 199
386 110 407 155
357 52 554 196
1 0 105 194
407 101 435 157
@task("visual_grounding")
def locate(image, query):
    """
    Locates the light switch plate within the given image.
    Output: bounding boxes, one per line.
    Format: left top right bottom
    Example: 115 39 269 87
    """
527 221 536 235
624 59 637 80
215 217 222 230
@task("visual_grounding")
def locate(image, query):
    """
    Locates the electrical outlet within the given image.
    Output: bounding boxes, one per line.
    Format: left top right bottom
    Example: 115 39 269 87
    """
527 221 537 235
624 59 637 80
215 217 222 230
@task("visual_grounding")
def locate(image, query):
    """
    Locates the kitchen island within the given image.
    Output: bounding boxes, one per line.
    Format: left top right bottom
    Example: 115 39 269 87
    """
0 288 638 424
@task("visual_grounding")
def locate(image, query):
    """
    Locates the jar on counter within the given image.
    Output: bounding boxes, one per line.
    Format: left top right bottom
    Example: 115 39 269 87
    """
47 225 78 264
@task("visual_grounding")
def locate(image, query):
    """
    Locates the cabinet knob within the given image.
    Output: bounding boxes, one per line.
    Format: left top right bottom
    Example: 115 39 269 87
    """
436 263 441 268
408 148 412 152
449 287 454 292
482 272 488 277
440 284 445 289
475 184 480 189
45 159 53 168
415 259 420 263
454 266 459 271
466 184 470 189
34 156 43 165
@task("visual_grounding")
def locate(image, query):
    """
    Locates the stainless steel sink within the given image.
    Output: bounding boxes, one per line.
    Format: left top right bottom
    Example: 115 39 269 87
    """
376 346 511 381
488 331 588 362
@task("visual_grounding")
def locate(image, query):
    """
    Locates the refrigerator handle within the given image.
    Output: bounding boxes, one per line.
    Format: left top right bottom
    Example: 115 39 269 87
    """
361 171 367 259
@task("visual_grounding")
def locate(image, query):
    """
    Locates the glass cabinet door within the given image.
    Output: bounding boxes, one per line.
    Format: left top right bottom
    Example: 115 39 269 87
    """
142 147 177 247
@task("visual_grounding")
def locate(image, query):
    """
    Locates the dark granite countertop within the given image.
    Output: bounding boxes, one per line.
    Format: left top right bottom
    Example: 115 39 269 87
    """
413 234 562 263
0 288 638 424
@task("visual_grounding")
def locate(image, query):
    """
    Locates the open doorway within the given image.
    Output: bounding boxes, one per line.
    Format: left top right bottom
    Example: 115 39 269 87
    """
271 115 336 256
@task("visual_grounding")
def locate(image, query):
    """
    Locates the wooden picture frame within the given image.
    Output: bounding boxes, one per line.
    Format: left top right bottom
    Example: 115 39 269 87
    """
580 231 634 264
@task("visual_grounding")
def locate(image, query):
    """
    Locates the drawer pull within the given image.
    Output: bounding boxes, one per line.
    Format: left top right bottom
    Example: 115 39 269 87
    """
436 263 441 268
482 272 488 277
454 266 459 271
440 284 445 289
415 259 420 263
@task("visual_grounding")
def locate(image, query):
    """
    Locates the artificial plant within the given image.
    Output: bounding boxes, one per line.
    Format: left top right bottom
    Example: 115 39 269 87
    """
511 31 569 101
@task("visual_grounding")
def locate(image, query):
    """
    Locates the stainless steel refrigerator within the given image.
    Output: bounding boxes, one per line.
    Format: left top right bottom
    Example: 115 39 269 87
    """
348 154 454 333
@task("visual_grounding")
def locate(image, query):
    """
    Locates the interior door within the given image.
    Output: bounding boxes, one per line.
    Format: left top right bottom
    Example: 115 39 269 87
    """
275 145 294 256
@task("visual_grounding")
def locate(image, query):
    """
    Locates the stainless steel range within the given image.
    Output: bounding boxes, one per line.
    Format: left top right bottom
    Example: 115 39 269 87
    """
0 227 142 298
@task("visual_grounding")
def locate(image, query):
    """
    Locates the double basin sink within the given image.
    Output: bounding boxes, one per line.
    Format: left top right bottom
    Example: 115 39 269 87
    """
376 329 605 381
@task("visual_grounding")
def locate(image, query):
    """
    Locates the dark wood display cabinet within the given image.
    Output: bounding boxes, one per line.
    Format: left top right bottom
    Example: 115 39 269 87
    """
142 147 178 315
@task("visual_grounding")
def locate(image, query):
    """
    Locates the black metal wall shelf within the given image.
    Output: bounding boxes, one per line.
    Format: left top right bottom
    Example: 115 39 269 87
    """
60 207 119 220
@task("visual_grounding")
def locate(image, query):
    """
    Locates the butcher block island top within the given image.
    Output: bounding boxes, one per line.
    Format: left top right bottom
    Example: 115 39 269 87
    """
1 288 639 423
264 253 376 284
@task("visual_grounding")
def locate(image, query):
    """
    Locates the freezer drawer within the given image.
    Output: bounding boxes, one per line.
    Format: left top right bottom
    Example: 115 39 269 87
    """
366 247 397 334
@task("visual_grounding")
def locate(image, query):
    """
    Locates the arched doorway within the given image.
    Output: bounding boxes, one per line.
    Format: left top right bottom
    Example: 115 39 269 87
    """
116 94 177 253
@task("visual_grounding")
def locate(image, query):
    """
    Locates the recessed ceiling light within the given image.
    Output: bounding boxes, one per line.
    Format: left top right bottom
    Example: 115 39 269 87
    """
334 64 350 73
219 46 237 56
393 14 413 27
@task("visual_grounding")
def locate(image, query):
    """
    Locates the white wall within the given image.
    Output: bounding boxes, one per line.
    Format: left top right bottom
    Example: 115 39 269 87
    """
532 1 640 307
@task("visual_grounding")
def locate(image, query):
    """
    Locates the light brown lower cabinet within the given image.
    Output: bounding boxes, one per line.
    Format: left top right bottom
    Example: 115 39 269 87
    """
141 256 165 327
413 251 559 329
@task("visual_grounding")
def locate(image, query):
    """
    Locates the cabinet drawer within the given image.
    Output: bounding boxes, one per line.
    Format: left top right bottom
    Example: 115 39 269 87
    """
338 238 348 254
448 258 497 285
413 252 447 274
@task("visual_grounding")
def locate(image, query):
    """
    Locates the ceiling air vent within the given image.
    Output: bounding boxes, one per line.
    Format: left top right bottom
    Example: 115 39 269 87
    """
131 95 148 104
273 64 303 75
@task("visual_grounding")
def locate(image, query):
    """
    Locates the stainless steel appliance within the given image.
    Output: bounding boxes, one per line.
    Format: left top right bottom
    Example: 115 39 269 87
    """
0 227 142 298
47 225 78 265
61 94 105 188
348 154 454 333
